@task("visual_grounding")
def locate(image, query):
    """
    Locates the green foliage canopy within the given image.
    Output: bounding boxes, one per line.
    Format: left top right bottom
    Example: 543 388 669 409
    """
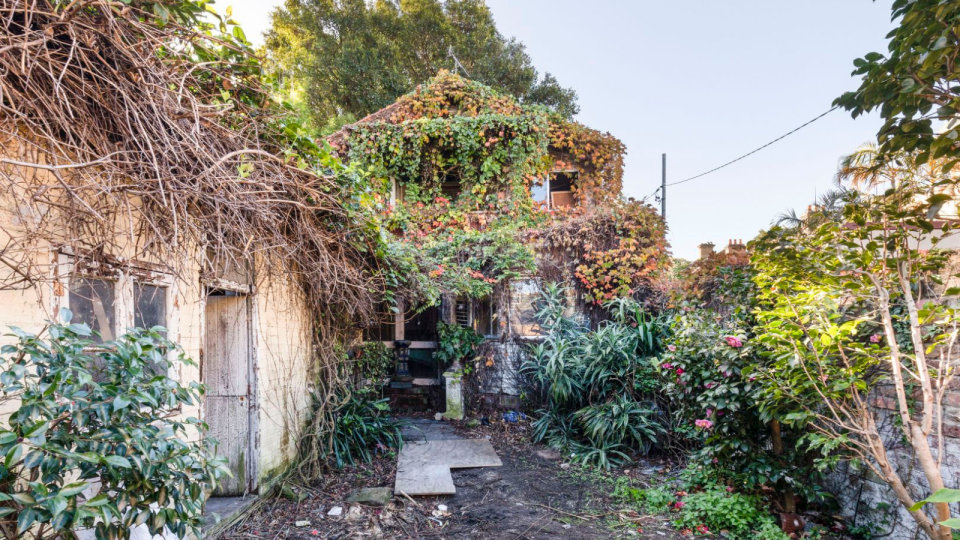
836 0 960 169
266 0 580 130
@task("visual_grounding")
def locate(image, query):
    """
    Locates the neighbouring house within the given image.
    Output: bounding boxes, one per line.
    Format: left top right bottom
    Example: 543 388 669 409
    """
328 72 666 413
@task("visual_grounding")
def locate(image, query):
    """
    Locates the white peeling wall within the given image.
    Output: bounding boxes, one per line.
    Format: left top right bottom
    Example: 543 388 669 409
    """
253 272 314 481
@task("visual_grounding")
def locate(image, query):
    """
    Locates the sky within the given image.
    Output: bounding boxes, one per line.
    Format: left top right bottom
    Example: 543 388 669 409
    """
227 0 895 260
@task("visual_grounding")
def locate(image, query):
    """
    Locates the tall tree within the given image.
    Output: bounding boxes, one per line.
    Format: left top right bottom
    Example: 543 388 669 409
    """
266 0 580 131
836 0 960 171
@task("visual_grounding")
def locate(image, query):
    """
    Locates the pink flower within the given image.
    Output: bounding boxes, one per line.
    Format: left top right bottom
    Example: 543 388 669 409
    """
725 336 743 348
870 334 882 344
667 344 677 352
661 363 673 370
676 368 684 375
705 382 716 389
726 486 734 493
695 419 713 429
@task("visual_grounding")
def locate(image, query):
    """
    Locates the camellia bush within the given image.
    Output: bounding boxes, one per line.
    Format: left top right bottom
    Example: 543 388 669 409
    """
0 312 228 540
751 181 959 540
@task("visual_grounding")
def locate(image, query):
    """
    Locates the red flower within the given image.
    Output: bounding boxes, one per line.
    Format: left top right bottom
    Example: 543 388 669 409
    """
725 336 743 348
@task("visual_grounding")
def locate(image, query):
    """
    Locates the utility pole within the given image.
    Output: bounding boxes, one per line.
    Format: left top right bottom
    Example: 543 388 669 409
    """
661 153 666 220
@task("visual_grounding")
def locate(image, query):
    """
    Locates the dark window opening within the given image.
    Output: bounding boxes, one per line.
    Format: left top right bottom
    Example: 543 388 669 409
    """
474 297 497 337
405 304 439 342
440 179 462 200
135 284 167 334
550 172 577 209
69 278 116 343
135 283 168 375
363 303 397 342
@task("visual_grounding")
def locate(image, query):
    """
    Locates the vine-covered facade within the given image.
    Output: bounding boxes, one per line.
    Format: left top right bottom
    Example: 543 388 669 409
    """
328 72 667 407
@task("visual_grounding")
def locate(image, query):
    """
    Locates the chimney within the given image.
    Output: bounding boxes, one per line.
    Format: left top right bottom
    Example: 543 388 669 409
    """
698 242 715 260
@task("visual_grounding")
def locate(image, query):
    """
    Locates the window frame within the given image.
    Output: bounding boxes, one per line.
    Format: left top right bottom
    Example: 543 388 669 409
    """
55 252 179 375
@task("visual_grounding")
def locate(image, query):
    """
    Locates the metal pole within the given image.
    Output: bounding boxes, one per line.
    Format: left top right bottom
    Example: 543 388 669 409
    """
661 153 666 219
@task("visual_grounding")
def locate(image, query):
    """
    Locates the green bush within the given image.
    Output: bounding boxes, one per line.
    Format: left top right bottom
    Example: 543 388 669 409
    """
328 391 405 469
613 479 674 513
0 311 228 539
435 321 484 367
523 284 665 469
674 487 783 539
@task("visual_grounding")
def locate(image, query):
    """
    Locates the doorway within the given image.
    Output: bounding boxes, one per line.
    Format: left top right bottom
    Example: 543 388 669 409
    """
204 290 257 496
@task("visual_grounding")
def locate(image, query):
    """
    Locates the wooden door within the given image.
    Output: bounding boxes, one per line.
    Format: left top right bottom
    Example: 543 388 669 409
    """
204 295 253 496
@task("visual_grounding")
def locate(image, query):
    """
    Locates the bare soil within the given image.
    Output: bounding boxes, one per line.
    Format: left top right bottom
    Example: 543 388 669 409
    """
220 418 684 539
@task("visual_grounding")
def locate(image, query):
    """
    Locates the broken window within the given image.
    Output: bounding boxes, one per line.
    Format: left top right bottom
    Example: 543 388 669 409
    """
68 278 116 343
550 172 577 209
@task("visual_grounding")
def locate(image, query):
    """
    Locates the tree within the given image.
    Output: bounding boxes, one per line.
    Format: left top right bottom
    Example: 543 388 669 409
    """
0 314 227 539
836 0 960 170
266 0 580 130
752 172 959 540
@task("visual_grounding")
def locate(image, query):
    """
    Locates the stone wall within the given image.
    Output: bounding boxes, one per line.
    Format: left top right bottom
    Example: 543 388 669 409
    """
827 383 960 539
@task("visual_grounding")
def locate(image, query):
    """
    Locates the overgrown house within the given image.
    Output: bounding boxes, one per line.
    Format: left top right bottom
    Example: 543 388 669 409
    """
329 72 666 413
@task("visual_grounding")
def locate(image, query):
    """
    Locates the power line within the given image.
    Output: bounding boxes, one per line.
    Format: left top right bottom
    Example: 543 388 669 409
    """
666 105 840 188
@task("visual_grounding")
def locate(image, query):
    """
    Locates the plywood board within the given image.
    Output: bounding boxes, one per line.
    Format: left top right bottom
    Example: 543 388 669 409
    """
395 463 456 496
394 439 501 496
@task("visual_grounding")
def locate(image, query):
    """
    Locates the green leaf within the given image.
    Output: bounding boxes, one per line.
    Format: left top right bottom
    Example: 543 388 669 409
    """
60 482 90 498
10 492 36 505
909 488 960 511
939 518 960 529
113 395 131 411
104 455 131 468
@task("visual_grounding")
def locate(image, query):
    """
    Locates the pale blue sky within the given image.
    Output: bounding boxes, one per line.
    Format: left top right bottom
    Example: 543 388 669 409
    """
228 0 894 259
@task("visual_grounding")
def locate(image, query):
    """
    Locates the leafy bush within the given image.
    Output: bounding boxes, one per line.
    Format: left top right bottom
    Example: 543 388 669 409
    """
523 284 665 468
613 479 674 513
0 312 227 540
435 321 485 367
327 392 405 469
674 487 784 539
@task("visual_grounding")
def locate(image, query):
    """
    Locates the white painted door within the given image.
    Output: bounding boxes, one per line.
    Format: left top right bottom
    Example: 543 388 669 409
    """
204 295 253 496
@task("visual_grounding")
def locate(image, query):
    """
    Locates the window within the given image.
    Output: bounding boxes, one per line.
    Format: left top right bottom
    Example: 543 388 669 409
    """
69 278 116 343
509 280 544 337
135 283 167 334
531 179 549 206
455 298 471 327
363 304 396 342
474 297 497 337
405 304 439 342
550 172 577 209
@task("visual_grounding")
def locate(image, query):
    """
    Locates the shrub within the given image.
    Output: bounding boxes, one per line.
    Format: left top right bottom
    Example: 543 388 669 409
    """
613 479 674 513
435 321 484 367
523 284 665 469
0 312 227 540
674 487 783 539
327 391 405 469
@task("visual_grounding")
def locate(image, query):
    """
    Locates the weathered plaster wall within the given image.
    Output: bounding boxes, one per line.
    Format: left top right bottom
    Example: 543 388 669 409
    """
0 150 317 491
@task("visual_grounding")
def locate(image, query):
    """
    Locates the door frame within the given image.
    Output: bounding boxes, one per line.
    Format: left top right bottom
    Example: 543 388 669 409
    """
201 277 260 495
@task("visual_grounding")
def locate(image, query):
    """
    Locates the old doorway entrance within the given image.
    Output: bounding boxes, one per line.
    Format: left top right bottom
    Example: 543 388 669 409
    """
204 290 257 496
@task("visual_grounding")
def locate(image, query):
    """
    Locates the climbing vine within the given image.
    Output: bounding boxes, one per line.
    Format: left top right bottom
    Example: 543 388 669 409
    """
331 72 654 306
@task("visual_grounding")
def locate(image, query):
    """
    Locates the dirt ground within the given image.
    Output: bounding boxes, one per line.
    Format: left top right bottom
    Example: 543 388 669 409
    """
220 418 684 540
